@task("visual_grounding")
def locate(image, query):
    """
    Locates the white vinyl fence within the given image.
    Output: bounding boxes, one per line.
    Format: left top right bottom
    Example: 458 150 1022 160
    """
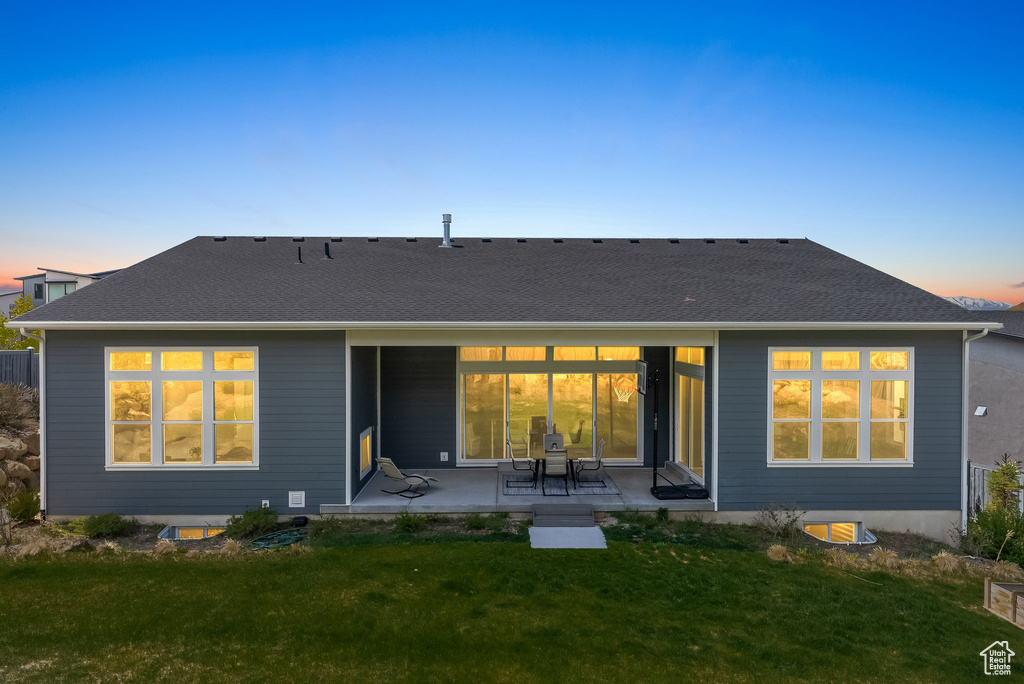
968 461 1024 516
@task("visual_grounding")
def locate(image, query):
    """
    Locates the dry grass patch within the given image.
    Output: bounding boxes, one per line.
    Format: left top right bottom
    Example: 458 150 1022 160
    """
868 547 900 571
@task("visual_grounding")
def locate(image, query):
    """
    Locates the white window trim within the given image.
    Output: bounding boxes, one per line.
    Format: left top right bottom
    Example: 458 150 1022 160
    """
104 346 260 471
672 347 707 485
359 426 374 480
767 347 914 466
455 346 644 466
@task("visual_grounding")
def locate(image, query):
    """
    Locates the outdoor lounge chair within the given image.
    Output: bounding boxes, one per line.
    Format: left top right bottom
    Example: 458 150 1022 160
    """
574 439 606 487
376 457 439 499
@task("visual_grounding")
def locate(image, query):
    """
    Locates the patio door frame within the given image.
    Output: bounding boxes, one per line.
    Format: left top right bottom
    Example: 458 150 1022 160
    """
673 347 707 485
456 348 644 466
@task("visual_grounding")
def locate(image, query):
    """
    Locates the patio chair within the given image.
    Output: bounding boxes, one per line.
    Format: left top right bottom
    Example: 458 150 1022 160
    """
568 419 584 445
506 438 538 488
574 439 606 488
376 457 439 499
543 451 570 496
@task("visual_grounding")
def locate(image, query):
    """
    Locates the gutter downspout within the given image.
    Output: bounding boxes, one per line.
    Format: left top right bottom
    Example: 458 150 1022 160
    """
20 327 45 519
962 328 989 532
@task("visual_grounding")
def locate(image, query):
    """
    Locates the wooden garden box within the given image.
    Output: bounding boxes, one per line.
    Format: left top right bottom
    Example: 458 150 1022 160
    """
984 578 1024 630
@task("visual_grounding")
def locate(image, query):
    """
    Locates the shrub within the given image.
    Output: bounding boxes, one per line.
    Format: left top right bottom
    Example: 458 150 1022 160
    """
826 547 852 567
0 383 37 432
224 507 278 539
754 504 805 541
463 514 487 531
766 544 792 562
656 507 670 523
931 551 962 574
868 547 900 570
393 512 426 533
69 513 136 539
9 491 40 523
963 508 1024 566
987 454 1023 512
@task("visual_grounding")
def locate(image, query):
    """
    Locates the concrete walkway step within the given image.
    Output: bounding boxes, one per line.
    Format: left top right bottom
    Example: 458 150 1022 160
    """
529 526 607 549
532 504 595 527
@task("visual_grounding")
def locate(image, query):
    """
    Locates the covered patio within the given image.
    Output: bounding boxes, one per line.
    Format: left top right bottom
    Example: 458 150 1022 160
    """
327 465 714 514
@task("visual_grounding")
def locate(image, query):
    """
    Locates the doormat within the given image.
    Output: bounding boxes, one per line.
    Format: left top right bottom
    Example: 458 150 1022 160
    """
501 473 621 496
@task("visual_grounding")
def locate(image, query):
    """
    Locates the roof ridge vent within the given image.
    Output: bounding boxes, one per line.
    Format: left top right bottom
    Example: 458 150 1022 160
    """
777 238 789 244
592 239 603 244
481 238 492 243
213 236 226 242
406 238 417 242
292 237 305 242
553 238 564 243
629 239 640 244
517 238 527 243
704 239 716 244
669 239 679 244
367 237 378 242
253 237 266 242
736 239 749 244
330 237 343 242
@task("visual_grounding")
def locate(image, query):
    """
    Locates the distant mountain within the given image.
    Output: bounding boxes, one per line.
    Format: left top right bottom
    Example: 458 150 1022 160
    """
943 296 1013 311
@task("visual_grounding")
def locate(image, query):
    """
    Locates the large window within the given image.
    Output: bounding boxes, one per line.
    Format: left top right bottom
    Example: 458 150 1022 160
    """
106 348 258 468
768 348 912 464
459 346 641 462
47 282 76 302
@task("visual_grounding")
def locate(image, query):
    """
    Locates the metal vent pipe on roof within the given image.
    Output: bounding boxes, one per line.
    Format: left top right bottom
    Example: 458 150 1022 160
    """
440 213 452 248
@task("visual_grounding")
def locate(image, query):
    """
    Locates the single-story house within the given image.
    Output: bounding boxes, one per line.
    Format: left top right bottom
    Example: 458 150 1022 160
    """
968 310 1024 467
16 233 1002 540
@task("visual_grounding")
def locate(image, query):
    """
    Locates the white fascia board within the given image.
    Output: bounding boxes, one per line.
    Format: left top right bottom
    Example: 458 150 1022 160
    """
19 320 1005 331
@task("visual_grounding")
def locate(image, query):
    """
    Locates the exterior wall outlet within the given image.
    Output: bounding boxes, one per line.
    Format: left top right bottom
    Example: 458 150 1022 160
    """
440 451 449 462
261 499 270 508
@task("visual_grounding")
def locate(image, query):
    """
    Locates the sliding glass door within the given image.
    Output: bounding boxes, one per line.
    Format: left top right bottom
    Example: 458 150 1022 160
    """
508 374 547 458
596 374 639 460
675 347 706 482
462 374 505 460
459 347 644 463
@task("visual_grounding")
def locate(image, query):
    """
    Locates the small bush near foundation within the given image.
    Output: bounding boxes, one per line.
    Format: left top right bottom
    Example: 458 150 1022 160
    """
754 504 805 541
826 547 852 568
393 513 426 533
962 508 1024 566
9 491 40 523
463 514 487 530
69 513 136 539
463 512 509 532
656 507 670 523
225 507 278 539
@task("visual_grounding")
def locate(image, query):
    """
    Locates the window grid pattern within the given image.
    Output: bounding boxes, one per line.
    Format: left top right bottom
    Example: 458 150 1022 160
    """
105 347 258 469
768 348 913 465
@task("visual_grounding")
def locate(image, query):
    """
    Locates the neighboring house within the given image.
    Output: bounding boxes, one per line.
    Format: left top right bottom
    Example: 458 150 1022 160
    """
968 311 1024 467
0 288 22 316
13 267 120 310
16 235 1001 540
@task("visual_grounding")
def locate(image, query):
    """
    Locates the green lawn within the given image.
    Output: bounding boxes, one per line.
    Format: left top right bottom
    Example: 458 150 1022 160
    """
1 533 1020 683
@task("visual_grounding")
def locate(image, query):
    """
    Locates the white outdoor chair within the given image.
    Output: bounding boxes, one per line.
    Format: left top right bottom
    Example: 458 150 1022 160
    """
376 457 439 499
574 439 606 488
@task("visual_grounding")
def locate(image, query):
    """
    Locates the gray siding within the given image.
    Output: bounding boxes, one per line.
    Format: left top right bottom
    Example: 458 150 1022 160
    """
349 346 378 497
717 330 963 511
45 330 346 516
380 346 457 469
969 334 1024 467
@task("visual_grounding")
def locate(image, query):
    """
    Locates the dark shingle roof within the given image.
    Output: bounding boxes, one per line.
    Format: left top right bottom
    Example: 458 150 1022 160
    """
986 311 1024 340
17 236 994 325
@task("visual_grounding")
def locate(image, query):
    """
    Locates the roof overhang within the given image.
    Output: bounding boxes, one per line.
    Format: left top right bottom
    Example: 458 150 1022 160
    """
18 320 1005 331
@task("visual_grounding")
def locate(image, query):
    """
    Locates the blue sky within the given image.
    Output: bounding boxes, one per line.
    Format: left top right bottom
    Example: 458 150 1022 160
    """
2 2 1022 301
